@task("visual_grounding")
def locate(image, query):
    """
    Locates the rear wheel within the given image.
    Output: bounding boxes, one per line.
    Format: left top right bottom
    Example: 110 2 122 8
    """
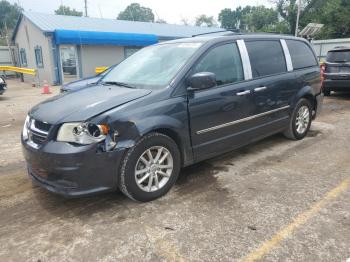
119 132 180 202
283 98 312 140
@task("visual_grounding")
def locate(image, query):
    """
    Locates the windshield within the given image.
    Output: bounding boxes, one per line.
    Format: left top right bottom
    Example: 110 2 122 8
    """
102 43 202 90
327 50 350 63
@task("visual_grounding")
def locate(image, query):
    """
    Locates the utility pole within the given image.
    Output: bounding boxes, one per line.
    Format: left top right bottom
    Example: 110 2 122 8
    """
84 0 88 17
295 0 301 36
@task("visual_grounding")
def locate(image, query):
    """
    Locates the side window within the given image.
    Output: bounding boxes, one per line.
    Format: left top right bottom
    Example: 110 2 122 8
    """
20 48 27 67
193 43 244 86
286 40 318 69
245 40 287 78
34 46 44 68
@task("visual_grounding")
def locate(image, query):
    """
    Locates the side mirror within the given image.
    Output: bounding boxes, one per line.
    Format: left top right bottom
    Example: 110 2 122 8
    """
187 72 216 91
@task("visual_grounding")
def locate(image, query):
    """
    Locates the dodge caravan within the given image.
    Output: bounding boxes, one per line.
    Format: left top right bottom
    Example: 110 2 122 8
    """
22 33 323 202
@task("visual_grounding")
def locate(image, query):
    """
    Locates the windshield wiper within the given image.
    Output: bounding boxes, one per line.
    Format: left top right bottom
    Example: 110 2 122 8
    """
102 81 135 89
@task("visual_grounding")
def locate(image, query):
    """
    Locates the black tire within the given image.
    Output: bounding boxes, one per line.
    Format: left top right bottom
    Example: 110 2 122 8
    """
283 98 312 140
323 89 331 96
119 132 181 202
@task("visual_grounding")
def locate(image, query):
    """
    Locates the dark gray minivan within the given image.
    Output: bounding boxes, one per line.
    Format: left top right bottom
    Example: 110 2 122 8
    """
22 33 323 202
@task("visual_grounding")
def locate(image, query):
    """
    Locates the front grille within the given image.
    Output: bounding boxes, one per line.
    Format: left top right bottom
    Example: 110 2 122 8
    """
30 130 47 145
28 119 51 146
34 120 51 132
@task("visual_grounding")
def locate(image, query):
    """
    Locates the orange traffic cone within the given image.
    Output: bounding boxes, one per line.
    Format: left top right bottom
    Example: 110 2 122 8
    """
41 81 51 94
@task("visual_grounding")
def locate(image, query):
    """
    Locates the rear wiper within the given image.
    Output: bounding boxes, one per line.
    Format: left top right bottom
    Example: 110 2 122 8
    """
102 81 135 89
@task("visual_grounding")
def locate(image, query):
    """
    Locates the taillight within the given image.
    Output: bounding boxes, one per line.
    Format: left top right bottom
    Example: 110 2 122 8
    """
320 63 326 84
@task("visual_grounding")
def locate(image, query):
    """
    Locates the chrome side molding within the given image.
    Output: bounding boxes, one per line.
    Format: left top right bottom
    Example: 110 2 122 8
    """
196 105 290 135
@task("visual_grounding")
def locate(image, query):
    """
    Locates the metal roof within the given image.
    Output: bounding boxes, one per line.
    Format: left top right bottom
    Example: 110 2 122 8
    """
20 11 222 39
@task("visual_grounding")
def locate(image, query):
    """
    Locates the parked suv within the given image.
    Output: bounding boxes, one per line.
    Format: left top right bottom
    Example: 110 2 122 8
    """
22 33 323 202
323 46 350 96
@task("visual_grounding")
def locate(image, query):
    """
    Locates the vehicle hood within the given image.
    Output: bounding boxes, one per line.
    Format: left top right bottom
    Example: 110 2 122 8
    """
61 76 101 91
29 85 151 123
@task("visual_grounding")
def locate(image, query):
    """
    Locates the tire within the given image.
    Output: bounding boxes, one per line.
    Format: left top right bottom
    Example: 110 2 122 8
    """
323 89 331 96
119 132 181 202
283 98 312 140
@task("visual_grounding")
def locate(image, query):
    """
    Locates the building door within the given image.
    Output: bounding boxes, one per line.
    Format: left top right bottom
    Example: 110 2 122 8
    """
60 45 79 84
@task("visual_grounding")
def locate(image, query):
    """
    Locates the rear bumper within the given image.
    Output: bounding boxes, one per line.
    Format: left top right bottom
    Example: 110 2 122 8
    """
22 139 126 197
323 79 350 90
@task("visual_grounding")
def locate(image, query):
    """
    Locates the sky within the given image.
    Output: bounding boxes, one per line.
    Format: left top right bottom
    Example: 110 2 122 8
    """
9 0 272 24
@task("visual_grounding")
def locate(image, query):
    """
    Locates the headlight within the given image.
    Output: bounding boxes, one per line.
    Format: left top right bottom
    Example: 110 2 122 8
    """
22 115 30 140
57 122 109 145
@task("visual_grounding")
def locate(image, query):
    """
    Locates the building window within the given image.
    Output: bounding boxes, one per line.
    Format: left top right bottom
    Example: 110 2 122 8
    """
124 47 141 58
34 46 44 68
20 48 27 67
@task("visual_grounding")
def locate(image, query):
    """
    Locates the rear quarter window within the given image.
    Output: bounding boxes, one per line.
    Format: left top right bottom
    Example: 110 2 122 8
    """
245 40 287 78
286 40 318 69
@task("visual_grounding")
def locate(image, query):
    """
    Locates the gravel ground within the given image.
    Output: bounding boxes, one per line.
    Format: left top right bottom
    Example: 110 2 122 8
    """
0 79 349 262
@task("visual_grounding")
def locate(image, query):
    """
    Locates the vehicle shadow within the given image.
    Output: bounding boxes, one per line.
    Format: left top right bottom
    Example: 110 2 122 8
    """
0 96 10 101
329 92 350 100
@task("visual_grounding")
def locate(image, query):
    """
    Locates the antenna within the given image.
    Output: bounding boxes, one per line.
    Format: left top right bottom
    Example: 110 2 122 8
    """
84 0 88 17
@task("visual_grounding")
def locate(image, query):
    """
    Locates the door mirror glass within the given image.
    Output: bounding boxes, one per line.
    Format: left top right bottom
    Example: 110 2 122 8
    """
187 72 216 90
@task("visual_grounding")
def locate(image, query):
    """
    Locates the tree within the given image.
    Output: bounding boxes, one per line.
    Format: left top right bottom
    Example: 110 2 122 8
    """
55 5 83 16
244 6 278 31
300 0 350 39
218 8 236 29
218 6 252 30
0 0 22 37
195 15 217 27
156 19 167 24
117 3 155 22
272 0 324 35
180 17 191 26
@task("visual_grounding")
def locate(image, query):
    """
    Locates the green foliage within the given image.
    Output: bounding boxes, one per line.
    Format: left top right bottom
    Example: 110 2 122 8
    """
156 19 167 24
195 15 217 27
244 6 279 32
218 5 278 32
300 0 350 39
218 0 350 39
0 0 22 37
54 5 83 16
117 3 155 22
218 6 252 30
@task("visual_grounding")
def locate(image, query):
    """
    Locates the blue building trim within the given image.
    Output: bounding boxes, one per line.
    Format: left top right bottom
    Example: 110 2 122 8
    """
54 30 158 46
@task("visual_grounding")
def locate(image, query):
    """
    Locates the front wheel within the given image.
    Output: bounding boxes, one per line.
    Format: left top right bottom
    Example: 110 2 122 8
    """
119 132 180 202
283 98 312 140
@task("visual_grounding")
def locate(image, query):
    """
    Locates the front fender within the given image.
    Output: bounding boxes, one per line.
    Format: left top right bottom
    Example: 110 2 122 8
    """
137 115 185 137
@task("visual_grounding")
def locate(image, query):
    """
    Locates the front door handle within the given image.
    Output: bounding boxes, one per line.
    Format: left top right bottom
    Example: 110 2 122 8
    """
254 86 267 92
236 90 251 96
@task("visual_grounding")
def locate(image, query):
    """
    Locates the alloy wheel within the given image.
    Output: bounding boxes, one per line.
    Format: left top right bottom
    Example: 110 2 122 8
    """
295 105 310 134
134 146 173 192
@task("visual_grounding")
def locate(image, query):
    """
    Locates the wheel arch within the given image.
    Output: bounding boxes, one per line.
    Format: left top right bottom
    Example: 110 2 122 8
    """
136 116 193 167
294 86 316 112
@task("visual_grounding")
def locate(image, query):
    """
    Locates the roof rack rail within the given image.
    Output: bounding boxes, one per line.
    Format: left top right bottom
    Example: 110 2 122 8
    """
192 29 241 37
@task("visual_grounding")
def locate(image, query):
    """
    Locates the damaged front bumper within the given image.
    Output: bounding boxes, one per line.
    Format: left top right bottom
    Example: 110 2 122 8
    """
22 138 126 197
